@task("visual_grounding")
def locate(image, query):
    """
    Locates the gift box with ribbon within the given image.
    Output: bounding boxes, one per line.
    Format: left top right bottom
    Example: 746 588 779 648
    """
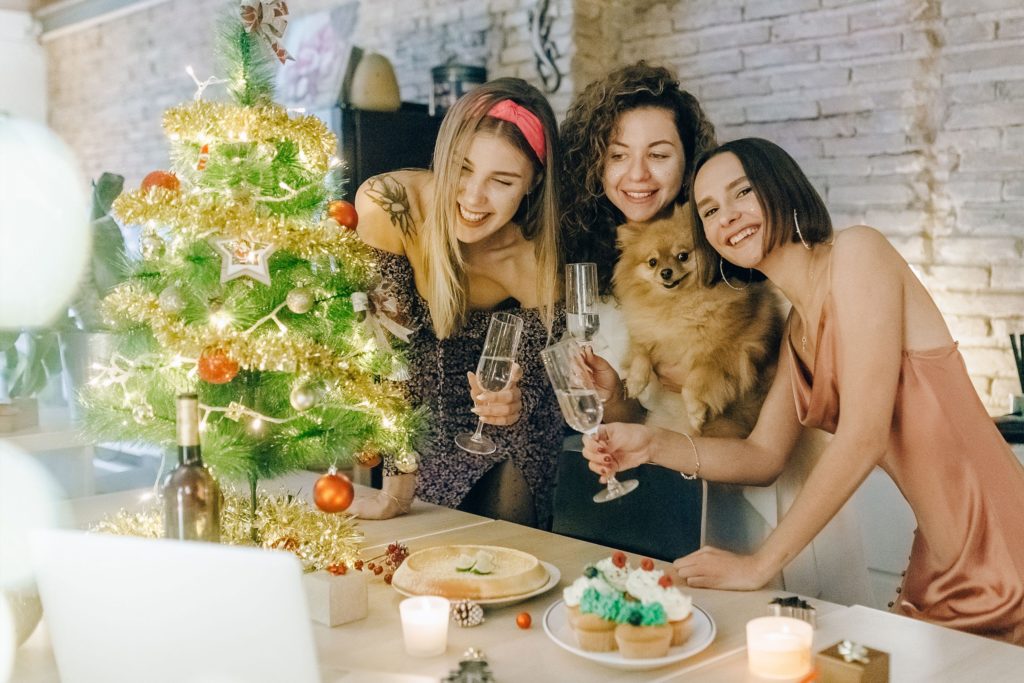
815 640 889 683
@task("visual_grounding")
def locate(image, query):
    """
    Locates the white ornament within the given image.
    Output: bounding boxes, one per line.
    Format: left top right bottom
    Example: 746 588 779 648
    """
158 285 186 313
0 119 90 328
289 382 318 411
209 237 277 286
286 288 314 314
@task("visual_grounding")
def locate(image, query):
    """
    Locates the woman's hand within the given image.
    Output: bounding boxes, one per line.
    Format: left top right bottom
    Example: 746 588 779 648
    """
672 546 775 591
581 423 656 482
581 346 624 404
347 473 415 520
468 362 523 426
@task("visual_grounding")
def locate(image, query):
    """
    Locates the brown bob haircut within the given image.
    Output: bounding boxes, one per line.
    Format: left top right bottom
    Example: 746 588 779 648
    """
689 138 833 287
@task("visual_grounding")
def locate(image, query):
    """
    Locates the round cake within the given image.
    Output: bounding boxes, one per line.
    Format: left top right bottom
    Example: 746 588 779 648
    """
392 544 549 600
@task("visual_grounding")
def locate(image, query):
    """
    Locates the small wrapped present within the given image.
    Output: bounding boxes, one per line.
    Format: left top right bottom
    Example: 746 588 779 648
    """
302 569 368 627
768 595 816 628
815 640 889 683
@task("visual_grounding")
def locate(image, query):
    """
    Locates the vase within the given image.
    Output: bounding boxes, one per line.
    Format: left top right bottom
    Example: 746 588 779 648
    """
348 52 401 112
58 330 116 421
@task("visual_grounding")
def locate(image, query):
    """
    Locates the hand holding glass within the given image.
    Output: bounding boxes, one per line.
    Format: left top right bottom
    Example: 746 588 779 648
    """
565 263 600 346
455 312 524 455
541 338 639 502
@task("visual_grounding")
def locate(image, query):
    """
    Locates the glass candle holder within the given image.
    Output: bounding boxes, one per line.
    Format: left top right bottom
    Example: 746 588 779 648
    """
399 596 450 657
746 616 813 679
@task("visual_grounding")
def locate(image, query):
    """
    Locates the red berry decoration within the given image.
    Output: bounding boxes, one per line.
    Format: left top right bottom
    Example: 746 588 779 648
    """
141 170 180 193
197 348 239 384
658 575 673 588
612 551 627 568
641 557 655 571
327 200 358 230
313 469 355 513
516 612 532 629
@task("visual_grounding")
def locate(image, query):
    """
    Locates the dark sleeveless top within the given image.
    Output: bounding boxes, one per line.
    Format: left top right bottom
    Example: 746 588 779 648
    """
373 247 565 525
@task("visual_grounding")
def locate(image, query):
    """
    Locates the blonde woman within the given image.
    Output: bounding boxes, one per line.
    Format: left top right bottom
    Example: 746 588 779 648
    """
348 78 564 527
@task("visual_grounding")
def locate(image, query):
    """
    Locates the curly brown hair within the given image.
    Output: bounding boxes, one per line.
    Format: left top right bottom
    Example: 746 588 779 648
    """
559 62 717 294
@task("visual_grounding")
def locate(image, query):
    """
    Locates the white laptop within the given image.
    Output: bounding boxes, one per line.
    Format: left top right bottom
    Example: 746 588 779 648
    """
31 528 320 683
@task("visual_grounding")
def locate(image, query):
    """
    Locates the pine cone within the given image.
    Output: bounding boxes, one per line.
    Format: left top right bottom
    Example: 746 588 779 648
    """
450 599 485 628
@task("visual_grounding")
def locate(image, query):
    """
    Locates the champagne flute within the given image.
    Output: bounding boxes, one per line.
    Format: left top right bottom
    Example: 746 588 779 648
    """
541 338 639 503
455 312 524 455
565 263 600 346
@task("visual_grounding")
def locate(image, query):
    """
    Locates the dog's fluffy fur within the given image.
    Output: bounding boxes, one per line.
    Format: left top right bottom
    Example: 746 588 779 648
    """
613 205 783 437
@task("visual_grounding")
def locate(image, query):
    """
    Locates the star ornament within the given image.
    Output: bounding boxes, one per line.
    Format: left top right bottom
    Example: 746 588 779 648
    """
210 238 278 285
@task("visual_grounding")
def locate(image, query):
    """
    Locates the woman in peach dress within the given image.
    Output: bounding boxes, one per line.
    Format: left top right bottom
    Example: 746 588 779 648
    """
583 137 1024 644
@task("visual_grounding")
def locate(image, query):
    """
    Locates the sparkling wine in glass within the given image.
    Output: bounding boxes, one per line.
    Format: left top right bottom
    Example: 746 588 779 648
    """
541 338 639 503
455 312 524 455
566 263 600 346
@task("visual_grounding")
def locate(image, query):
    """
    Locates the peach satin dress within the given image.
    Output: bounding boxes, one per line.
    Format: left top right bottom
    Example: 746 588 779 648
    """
787 294 1024 645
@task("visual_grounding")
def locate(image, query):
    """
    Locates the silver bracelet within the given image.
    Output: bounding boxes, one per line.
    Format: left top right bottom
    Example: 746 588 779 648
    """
679 432 701 481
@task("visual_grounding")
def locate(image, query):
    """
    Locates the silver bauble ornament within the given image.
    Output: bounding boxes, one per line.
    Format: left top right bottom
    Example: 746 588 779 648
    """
158 285 186 313
289 383 318 411
140 233 165 260
394 450 420 474
286 287 314 314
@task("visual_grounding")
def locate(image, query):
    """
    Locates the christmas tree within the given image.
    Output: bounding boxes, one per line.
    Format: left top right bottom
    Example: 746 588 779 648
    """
83 4 422 506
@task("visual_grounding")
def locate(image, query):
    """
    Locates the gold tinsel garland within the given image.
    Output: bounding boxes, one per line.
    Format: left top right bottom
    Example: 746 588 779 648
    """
112 188 375 264
99 283 409 423
163 101 335 172
92 488 363 572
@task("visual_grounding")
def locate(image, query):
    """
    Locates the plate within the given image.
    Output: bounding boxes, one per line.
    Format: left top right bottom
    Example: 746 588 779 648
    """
542 599 716 671
392 561 561 608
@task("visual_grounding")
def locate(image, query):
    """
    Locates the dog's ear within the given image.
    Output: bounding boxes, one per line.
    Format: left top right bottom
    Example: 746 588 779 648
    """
616 222 643 249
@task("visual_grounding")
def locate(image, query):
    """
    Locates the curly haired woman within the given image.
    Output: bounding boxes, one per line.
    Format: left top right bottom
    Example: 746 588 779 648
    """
560 63 871 606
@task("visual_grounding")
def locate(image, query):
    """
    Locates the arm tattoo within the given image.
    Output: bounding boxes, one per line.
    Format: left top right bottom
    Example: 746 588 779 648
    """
364 175 415 237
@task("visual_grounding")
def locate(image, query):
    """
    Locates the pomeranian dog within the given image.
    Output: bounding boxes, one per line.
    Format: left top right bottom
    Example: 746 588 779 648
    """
612 205 783 437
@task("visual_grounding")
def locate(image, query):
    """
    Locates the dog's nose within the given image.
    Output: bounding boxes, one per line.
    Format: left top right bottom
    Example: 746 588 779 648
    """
660 268 674 281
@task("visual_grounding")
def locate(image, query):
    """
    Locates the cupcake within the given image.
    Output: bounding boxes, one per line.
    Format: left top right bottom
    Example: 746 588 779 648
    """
594 551 631 592
613 601 672 659
625 561 694 647
574 587 623 652
562 566 617 628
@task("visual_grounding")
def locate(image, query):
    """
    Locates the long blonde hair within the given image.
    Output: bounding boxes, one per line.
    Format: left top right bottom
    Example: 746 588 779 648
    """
423 78 562 339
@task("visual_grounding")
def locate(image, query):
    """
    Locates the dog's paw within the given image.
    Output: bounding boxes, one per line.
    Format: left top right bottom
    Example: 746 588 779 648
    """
625 356 652 399
681 388 708 432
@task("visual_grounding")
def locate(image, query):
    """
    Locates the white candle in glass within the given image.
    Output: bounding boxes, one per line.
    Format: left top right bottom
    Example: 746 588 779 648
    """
746 616 813 679
399 596 450 657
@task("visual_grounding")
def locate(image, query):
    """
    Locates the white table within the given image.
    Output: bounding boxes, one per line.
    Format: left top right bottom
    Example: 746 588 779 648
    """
12 480 1024 682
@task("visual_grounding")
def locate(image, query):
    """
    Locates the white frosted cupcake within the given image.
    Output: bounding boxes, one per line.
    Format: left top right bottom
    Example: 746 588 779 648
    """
594 551 631 592
562 570 616 628
625 562 694 646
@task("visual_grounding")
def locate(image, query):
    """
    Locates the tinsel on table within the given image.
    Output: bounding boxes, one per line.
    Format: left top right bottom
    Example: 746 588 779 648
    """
92 488 363 572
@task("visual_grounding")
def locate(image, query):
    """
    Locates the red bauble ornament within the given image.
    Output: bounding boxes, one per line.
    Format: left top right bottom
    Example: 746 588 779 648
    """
314 469 354 513
141 170 180 193
197 348 239 384
327 200 358 230
516 612 532 629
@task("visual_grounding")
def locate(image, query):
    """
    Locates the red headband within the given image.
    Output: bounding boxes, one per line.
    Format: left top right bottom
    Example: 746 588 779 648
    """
487 99 547 165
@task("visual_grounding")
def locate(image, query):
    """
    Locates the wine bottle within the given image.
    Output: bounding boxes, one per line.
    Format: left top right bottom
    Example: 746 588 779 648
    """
161 393 221 542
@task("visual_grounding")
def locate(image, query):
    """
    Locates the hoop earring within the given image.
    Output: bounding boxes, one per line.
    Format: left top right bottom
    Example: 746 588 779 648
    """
719 257 750 291
794 209 811 250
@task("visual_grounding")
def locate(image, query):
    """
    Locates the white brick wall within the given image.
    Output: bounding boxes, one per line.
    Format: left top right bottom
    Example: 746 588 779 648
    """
44 0 1024 413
